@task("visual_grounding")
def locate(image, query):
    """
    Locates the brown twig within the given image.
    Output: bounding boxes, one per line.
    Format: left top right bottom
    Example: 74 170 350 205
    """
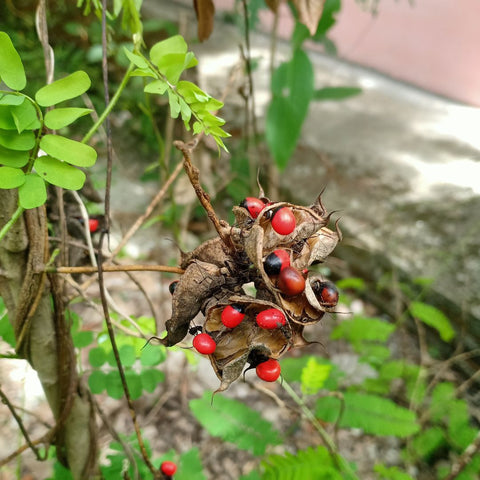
444 429 480 480
0 385 45 461
46 264 184 275
174 139 231 247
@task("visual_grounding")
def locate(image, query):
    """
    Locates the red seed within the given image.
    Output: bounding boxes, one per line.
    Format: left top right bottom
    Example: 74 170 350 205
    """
221 304 245 328
256 359 281 382
271 207 296 235
160 460 177 476
312 280 339 308
264 249 291 276
239 197 266 219
256 308 286 329
192 333 216 354
88 218 99 233
277 266 306 296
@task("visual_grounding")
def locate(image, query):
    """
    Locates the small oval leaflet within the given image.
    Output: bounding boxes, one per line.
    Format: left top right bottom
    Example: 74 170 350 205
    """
18 173 47 209
0 32 26 91
34 155 86 190
44 107 93 130
35 71 91 107
40 134 97 167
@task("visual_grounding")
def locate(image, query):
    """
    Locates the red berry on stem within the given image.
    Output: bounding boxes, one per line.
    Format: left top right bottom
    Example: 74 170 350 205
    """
256 308 286 329
264 249 291 276
239 197 266 219
271 207 296 235
160 460 177 476
89 218 99 233
221 304 245 328
256 359 281 382
277 266 306 296
193 333 216 354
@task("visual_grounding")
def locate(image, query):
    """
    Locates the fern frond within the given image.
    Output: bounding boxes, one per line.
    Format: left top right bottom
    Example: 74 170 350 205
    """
189 392 281 455
301 357 332 395
262 446 344 480
315 392 419 437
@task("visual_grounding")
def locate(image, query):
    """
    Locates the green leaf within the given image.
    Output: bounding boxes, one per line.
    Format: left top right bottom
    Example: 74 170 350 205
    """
265 96 299 170
314 86 362 101
34 156 86 190
301 357 332 395
0 166 25 189
374 464 415 480
239 472 262 480
176 447 207 480
123 47 148 68
10 100 41 132
88 370 107 394
18 173 46 209
40 134 97 167
88 346 107 367
0 94 25 106
189 392 281 455
0 32 26 90
144 79 169 95
140 345 166 366
316 392 420 437
167 90 181 118
262 446 343 480
330 316 395 347
0 129 35 151
105 371 124 399
44 108 93 130
0 300 15 348
118 344 136 367
409 427 446 461
409 301 455 342
140 369 164 392
35 71 91 107
72 330 94 349
336 277 366 292
150 35 188 65
125 370 142 399
0 106 17 130
314 0 341 38
0 145 29 167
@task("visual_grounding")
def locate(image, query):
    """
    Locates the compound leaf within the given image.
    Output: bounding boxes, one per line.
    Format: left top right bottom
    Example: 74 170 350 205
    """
0 129 35 151
88 370 107 394
176 447 207 480
35 71 91 107
0 32 26 90
140 369 164 392
190 392 281 455
262 446 343 480
316 392 419 437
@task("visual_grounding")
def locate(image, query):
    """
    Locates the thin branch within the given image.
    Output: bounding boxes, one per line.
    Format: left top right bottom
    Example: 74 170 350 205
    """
46 264 184 275
0 385 44 460
174 139 231 247
444 429 480 480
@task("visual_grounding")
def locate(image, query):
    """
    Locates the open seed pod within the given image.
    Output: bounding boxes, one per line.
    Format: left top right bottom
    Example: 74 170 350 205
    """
203 296 292 391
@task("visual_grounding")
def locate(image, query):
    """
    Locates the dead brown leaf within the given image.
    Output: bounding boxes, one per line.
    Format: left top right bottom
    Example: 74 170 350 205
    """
292 0 326 35
193 0 215 42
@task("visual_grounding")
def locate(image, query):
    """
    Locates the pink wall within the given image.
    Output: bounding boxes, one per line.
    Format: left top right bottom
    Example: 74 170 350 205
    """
212 0 480 106
331 0 480 106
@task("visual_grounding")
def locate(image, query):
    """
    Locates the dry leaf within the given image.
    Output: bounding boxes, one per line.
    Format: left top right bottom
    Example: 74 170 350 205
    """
193 0 215 42
293 0 326 35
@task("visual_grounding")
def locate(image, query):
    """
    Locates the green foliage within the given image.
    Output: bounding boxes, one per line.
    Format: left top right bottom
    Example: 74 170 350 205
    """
0 298 15 348
316 392 420 437
374 464 414 480
0 32 96 211
262 446 344 480
189 392 282 455
408 301 455 342
125 35 230 151
300 357 332 395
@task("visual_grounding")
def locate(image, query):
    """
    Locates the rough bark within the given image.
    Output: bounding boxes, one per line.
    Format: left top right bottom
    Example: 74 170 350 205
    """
0 189 97 479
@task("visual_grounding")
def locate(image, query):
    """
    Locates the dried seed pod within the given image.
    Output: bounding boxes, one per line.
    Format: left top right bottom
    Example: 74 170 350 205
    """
161 260 227 346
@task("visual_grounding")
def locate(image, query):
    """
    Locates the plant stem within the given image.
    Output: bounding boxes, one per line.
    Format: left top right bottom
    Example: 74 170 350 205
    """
81 62 135 145
0 206 25 243
281 380 359 480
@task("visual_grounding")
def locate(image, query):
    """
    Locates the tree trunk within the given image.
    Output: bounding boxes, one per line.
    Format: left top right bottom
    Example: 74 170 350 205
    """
0 189 97 479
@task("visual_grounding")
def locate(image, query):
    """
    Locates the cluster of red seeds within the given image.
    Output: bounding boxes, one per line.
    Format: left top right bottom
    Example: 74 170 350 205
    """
163 192 341 392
